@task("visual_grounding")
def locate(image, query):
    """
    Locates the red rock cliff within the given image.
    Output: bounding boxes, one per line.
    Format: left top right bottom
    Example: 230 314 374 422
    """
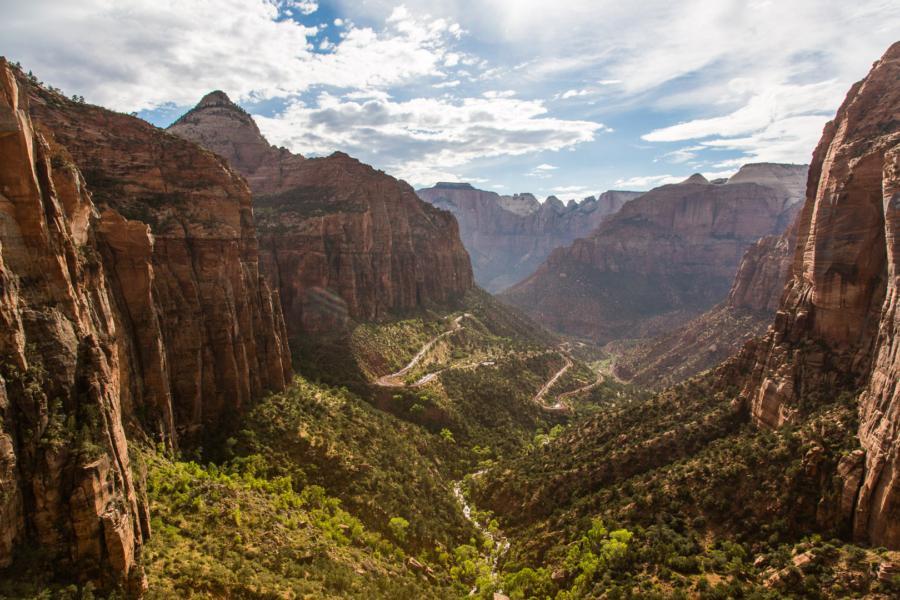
169 94 474 333
0 58 147 591
728 216 800 312
500 164 807 344
416 183 641 292
737 42 900 548
24 80 292 445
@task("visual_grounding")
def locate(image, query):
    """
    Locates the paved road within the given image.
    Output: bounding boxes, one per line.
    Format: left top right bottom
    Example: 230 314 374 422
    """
532 355 572 411
375 314 471 387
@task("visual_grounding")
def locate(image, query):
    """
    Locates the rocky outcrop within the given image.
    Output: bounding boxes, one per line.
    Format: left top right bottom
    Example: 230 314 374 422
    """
0 58 146 590
728 219 799 312
417 182 640 292
736 42 900 548
167 91 307 195
499 163 807 344
170 94 474 333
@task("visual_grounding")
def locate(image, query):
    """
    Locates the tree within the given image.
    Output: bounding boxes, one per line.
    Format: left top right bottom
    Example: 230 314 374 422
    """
389 517 409 542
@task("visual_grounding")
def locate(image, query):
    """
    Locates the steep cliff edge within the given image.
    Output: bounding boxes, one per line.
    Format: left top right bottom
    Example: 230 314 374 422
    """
614 217 798 388
499 163 807 344
733 43 900 548
169 93 474 333
25 78 292 445
416 183 641 292
0 58 147 590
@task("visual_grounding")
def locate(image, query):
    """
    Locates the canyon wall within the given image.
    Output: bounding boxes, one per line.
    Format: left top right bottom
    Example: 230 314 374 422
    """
500 164 807 344
736 42 900 548
416 182 641 292
169 93 474 333
0 58 147 591
0 60 294 586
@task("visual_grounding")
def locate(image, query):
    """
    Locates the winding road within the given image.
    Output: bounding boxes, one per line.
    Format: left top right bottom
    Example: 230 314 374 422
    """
531 355 572 411
375 314 471 387
533 357 607 412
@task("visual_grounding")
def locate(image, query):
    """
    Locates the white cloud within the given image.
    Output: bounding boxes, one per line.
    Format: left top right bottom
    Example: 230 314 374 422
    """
483 90 516 99
334 18 344 26
614 174 686 189
433 80 461 88
535 164 557 170
255 93 605 186
660 146 705 164
1 0 467 111
561 89 588 99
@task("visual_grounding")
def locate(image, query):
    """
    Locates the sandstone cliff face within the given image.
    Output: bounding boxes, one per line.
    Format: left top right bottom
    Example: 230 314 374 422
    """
736 42 900 548
614 216 799 388
500 163 807 344
0 58 146 590
727 219 799 312
170 95 474 333
26 81 292 445
416 182 641 292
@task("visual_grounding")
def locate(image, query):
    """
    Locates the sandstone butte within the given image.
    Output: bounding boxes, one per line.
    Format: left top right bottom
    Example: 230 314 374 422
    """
168 92 474 333
416 182 642 292
727 41 900 548
0 58 292 588
613 216 799 388
498 162 808 344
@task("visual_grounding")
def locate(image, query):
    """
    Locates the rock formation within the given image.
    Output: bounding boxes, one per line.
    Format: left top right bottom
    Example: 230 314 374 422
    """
614 217 799 388
0 58 147 591
169 93 474 333
499 163 808 344
416 182 641 292
0 59 293 586
735 42 900 548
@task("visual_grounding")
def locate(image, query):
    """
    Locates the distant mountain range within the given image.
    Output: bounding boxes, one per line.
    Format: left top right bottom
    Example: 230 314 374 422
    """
417 182 641 292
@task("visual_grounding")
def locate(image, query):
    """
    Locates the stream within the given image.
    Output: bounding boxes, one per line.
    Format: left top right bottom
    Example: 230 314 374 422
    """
453 471 511 595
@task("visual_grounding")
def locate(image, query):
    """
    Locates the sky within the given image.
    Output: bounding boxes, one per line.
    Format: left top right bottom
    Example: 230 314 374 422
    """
2 0 900 199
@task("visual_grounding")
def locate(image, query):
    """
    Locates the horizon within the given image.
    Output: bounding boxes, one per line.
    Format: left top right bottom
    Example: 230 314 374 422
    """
3 1 897 197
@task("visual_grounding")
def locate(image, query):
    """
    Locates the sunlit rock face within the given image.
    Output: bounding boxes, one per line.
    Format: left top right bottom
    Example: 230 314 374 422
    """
736 42 900 548
417 182 641 292
500 163 807 344
170 94 474 334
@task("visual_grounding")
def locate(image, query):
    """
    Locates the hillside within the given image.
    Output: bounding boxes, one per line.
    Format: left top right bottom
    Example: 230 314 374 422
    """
417 183 640 292
499 164 807 345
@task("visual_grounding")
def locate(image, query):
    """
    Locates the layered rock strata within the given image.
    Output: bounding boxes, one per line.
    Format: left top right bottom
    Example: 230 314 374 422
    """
0 59 294 586
27 80 292 444
736 42 900 548
0 58 147 590
169 93 474 333
417 182 641 292
500 163 807 344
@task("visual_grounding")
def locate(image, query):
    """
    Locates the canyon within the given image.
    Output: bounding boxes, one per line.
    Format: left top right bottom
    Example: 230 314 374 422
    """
614 217 799 388
416 182 641 292
499 163 808 345
169 93 474 333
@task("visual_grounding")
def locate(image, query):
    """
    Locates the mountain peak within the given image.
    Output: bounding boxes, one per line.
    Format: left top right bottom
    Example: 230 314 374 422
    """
196 90 234 108
680 173 710 185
